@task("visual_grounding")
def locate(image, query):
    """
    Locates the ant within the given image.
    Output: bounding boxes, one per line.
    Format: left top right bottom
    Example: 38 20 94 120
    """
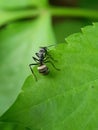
29 45 60 81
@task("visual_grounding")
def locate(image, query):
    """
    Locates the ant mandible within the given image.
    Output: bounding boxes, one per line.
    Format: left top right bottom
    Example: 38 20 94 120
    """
29 45 60 81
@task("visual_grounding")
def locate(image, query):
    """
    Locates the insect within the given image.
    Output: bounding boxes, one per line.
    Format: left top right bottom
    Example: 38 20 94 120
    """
29 45 60 81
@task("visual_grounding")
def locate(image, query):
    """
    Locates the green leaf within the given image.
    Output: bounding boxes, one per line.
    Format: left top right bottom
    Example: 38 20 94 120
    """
0 0 48 9
0 14 55 116
1 23 98 130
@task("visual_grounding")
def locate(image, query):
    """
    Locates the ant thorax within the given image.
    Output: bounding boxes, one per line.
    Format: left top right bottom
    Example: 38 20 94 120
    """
39 48 47 59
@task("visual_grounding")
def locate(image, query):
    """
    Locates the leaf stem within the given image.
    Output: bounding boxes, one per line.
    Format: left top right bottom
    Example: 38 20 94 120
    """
0 7 98 26
49 6 98 19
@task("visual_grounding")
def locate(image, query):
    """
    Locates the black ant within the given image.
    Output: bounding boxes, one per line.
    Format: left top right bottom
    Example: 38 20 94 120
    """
29 45 60 81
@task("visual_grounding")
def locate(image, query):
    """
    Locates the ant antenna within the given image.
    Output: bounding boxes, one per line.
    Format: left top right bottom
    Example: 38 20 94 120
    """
40 44 57 49
47 44 57 48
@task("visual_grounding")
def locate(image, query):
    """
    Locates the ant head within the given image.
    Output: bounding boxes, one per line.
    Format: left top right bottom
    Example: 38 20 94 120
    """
39 47 47 53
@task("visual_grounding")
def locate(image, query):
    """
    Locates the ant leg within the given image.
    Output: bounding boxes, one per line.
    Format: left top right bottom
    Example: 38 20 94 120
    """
44 55 57 62
29 63 38 81
35 53 40 58
45 61 60 71
32 57 39 63
46 53 57 62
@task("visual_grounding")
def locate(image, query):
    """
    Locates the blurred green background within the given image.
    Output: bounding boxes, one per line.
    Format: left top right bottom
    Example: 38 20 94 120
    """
0 0 98 42
50 0 98 42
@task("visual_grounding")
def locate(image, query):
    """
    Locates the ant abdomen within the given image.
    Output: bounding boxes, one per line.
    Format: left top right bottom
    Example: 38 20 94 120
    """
38 65 49 75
